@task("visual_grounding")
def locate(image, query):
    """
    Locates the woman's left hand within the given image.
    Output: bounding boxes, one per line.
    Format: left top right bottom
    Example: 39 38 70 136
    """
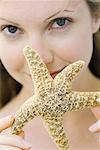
90 106 100 133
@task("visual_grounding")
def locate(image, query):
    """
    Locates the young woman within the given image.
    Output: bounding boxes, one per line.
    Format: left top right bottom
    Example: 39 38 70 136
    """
0 0 100 149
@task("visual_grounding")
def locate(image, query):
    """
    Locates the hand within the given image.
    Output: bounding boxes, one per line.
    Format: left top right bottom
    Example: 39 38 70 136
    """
89 106 100 133
0 115 32 150
89 97 100 142
89 98 100 142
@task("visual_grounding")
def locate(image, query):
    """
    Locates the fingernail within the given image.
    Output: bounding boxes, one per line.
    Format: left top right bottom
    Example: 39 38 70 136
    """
22 140 32 148
1 115 14 125
89 124 97 132
0 115 12 122
5 115 13 120
96 98 100 103
6 115 14 123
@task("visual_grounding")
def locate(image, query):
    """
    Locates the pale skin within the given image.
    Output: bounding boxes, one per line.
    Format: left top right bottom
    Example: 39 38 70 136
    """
0 0 100 150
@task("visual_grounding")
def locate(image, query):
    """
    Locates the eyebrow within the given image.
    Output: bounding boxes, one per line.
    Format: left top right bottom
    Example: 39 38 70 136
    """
0 17 21 27
45 9 74 21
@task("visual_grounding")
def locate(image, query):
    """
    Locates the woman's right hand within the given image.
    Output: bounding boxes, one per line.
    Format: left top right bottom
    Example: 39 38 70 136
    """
0 115 32 150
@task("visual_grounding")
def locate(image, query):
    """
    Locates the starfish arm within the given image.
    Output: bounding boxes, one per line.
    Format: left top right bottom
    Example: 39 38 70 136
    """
11 95 39 135
54 60 84 83
63 91 100 112
54 61 84 94
42 116 70 150
23 46 53 94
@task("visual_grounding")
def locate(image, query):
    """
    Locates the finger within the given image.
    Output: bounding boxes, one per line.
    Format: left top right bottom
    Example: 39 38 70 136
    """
0 115 14 132
0 134 32 150
0 145 21 150
89 120 100 133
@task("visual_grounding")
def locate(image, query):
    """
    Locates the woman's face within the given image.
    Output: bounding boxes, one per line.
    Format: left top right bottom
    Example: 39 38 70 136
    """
0 0 99 93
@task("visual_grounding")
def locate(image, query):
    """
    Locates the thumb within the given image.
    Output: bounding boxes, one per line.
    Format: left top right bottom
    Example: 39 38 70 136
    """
0 115 14 132
91 106 100 120
89 106 100 133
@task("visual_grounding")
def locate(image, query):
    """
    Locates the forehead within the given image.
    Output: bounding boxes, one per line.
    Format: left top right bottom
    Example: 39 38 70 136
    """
0 0 85 23
0 0 83 8
0 0 84 11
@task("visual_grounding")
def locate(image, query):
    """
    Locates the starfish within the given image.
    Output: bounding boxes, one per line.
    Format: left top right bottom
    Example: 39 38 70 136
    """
11 46 100 150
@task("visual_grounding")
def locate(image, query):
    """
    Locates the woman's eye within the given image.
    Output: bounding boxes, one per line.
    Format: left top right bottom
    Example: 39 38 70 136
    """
7 25 18 33
49 17 72 30
1 25 21 36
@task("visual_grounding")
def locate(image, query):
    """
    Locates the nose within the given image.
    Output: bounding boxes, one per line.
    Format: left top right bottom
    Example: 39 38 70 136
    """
28 34 54 64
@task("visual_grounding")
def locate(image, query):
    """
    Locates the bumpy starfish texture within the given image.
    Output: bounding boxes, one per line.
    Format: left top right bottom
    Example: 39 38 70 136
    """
11 46 100 150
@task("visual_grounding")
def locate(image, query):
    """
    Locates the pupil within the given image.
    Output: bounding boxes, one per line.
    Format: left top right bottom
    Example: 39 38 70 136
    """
8 26 17 33
56 18 66 26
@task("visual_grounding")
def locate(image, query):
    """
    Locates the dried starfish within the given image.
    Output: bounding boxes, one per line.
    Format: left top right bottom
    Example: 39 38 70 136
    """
11 46 100 150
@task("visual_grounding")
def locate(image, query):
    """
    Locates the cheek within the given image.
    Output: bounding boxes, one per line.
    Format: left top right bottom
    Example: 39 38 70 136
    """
0 43 24 73
61 37 93 63
49 32 93 65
